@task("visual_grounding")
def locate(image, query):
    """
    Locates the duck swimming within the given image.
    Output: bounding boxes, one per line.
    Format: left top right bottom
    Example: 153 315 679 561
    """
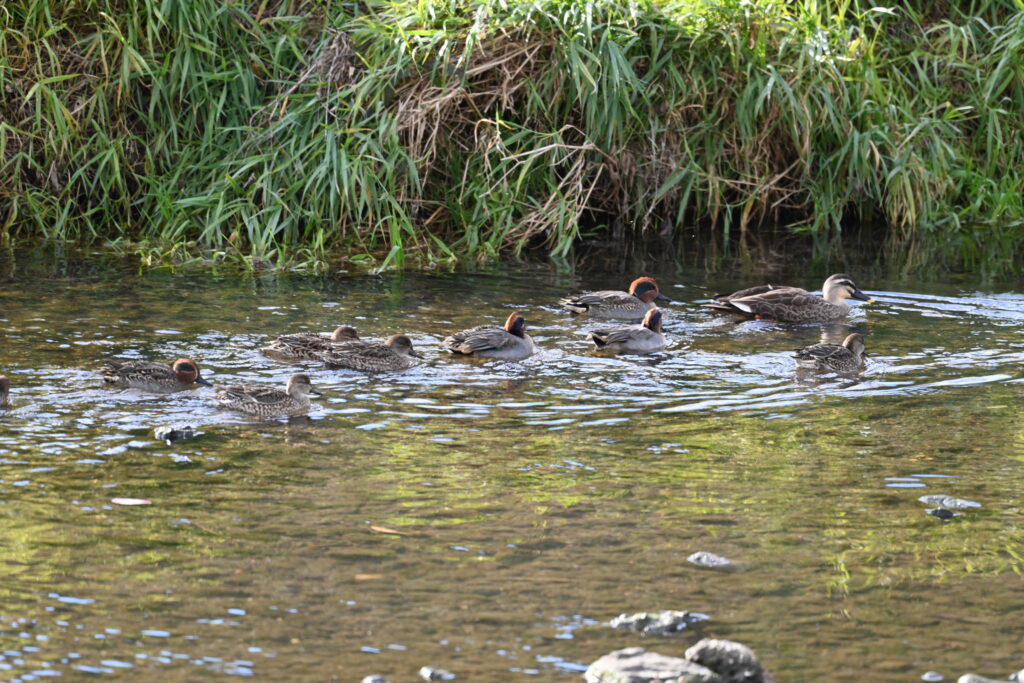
793 332 868 373
703 274 873 323
214 373 322 418
560 276 671 320
100 358 213 393
587 307 666 354
319 334 423 372
263 325 360 361
443 312 535 360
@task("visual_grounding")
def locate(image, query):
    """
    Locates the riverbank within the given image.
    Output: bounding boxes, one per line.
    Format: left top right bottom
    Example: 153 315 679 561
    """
3 1 1023 272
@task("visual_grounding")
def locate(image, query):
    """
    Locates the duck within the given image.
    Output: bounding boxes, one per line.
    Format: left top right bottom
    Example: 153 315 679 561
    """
588 307 666 354
319 334 423 372
100 358 213 393
442 312 535 360
263 325 360 361
702 274 873 323
793 333 868 373
560 276 671 320
214 373 321 418
0 375 10 408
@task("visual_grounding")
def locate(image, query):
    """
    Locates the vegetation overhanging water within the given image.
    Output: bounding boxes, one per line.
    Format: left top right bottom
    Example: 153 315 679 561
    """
1 249 1023 680
4 0 1024 273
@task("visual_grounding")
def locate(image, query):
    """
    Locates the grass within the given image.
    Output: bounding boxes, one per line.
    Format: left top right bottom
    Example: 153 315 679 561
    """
2 0 1024 273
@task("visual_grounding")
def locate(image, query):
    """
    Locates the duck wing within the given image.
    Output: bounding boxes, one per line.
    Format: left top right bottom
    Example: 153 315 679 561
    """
560 290 633 311
443 325 511 354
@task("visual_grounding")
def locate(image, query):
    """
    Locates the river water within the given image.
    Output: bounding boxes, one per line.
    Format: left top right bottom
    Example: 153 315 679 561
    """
0 250 1022 681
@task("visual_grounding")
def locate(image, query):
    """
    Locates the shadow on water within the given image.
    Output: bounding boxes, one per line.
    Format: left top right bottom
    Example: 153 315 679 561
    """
1 247 1023 680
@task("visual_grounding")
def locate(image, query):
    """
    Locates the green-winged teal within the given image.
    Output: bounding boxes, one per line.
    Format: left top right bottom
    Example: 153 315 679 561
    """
0 375 10 408
588 307 666 354
319 334 423 372
214 373 322 418
101 358 213 393
442 312 535 361
793 332 868 372
703 274 873 323
560 276 671 320
263 325 360 361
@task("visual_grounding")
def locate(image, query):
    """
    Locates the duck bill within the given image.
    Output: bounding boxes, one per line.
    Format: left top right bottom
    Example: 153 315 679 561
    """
851 289 874 303
655 293 672 303
309 388 323 396
194 377 214 387
409 350 425 359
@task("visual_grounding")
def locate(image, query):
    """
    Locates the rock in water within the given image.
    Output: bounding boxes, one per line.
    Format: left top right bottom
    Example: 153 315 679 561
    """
154 424 196 445
917 494 981 510
685 638 764 683
361 677 390 683
584 647 723 683
609 610 710 635
687 552 735 569
418 666 456 681
957 675 1003 683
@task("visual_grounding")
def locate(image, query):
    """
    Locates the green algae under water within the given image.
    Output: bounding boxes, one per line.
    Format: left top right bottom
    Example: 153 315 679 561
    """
1 252 1023 681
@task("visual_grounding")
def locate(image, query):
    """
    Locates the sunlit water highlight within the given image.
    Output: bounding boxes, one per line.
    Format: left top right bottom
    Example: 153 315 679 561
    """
1 255 1023 681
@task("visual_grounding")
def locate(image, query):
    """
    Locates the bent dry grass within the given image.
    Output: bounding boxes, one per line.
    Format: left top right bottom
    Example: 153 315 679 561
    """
2 0 1024 272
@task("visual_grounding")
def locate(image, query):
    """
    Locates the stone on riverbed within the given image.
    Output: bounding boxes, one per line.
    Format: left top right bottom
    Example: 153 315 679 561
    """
687 551 735 570
609 610 710 635
685 638 764 683
584 647 722 683
958 675 1004 683
154 424 196 445
918 494 981 510
419 666 456 681
360 676 390 683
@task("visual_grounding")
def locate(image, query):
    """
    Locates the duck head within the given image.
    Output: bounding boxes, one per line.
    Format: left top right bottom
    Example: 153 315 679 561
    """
841 332 868 359
504 312 527 338
823 274 873 303
629 276 672 303
642 307 663 333
386 334 424 359
173 359 213 387
330 325 360 342
287 373 322 396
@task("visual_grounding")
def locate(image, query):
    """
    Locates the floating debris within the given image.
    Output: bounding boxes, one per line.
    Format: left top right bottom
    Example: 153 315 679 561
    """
154 425 196 445
918 495 981 510
685 638 765 683
111 498 152 506
609 610 709 635
419 666 456 681
926 508 960 521
687 551 735 570
584 647 720 683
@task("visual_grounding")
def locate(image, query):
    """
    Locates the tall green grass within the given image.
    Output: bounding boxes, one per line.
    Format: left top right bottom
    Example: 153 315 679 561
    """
2 0 1024 272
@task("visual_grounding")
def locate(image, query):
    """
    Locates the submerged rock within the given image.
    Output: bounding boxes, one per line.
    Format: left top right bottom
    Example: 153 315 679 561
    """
685 638 764 683
154 424 196 445
419 666 456 681
918 494 981 510
926 508 960 520
687 552 735 570
361 677 390 683
957 675 1004 683
609 610 710 635
585 647 722 683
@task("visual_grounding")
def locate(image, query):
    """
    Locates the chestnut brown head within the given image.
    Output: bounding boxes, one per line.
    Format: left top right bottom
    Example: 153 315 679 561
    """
628 277 671 304
504 312 527 338
172 359 212 387
642 307 663 333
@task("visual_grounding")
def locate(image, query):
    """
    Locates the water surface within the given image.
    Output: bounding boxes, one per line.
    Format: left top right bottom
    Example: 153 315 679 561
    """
1 254 1023 681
